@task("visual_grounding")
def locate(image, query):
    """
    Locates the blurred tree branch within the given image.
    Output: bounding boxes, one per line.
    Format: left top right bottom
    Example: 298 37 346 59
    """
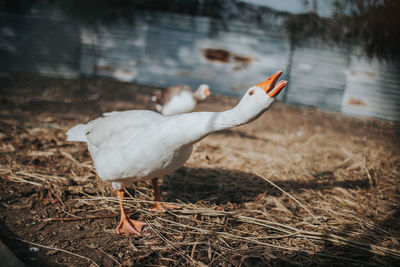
287 0 400 60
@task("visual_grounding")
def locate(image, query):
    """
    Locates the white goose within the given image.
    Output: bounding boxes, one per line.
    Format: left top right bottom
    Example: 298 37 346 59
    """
153 84 210 116
67 71 287 236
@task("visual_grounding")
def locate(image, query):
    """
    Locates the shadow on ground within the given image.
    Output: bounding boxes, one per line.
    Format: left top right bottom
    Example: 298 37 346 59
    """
317 205 400 265
161 166 370 205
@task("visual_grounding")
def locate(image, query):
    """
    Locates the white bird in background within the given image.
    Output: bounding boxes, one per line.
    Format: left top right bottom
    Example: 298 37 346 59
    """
66 71 287 236
152 84 210 116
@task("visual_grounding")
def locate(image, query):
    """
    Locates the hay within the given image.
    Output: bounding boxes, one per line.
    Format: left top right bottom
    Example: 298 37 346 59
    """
0 72 399 266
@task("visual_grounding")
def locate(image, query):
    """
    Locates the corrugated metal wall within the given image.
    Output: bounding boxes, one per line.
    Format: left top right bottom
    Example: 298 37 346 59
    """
341 56 400 121
0 9 80 78
286 40 349 111
0 8 399 121
80 19 147 82
80 12 289 96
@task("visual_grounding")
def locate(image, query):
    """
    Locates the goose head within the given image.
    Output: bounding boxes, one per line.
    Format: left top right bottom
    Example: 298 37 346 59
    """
194 84 211 101
233 71 288 123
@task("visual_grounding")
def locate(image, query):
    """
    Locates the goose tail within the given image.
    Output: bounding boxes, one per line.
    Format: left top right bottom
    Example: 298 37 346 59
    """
66 124 87 142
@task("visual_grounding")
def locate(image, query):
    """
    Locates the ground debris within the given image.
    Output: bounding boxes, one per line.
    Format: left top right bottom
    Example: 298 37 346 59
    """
0 72 399 266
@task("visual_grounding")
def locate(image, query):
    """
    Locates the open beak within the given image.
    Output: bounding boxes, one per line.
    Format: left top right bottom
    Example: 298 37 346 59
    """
256 70 288 97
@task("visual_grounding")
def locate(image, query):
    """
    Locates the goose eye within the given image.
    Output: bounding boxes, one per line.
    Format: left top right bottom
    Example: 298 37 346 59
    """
248 90 254 96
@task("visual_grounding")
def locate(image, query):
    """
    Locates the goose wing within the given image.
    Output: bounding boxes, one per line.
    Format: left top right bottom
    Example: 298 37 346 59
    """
85 110 165 148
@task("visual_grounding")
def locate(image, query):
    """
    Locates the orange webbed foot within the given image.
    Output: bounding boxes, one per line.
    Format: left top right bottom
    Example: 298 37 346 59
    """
150 202 180 212
116 218 146 236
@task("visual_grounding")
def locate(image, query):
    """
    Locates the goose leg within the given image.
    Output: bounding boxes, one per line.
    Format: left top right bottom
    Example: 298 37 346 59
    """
150 178 179 212
116 189 146 236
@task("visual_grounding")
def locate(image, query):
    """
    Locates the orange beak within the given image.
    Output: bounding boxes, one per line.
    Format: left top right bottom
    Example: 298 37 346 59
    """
204 88 210 97
256 71 288 97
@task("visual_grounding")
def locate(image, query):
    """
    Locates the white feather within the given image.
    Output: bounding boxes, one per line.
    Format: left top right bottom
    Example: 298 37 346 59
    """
67 85 278 190
66 124 87 142
161 91 196 116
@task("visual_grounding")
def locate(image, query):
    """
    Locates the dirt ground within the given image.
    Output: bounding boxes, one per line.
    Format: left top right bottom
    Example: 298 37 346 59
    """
0 71 399 266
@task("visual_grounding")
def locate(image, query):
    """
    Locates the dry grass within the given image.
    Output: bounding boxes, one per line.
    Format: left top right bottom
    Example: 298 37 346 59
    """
0 72 399 266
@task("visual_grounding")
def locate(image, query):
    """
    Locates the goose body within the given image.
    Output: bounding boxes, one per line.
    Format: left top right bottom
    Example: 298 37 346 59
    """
67 71 287 235
68 110 193 189
153 84 210 116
